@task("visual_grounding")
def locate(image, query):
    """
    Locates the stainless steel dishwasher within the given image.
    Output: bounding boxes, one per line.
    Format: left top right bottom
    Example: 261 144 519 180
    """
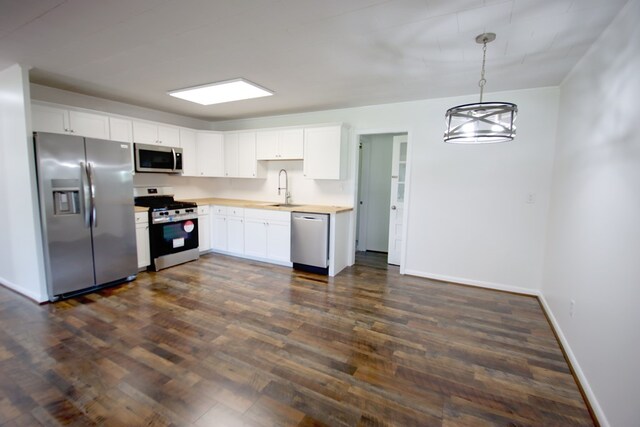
291 212 329 275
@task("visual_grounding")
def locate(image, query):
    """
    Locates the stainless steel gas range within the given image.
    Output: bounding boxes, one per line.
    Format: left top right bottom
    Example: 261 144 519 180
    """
134 187 199 271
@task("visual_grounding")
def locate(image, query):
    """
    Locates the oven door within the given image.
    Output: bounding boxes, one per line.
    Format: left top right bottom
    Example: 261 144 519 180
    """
135 143 183 174
149 217 199 258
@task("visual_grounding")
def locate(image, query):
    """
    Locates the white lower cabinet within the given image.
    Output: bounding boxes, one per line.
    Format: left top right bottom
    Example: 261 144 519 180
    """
197 205 211 253
227 216 245 254
210 206 291 266
211 206 228 251
243 209 291 263
266 220 291 263
135 212 150 269
244 218 268 258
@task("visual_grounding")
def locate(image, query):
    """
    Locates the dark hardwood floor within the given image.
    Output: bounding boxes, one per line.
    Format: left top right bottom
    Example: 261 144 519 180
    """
0 253 593 426
354 251 390 270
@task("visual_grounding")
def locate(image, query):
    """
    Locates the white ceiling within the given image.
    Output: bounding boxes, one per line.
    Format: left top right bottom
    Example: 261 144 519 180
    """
0 0 628 121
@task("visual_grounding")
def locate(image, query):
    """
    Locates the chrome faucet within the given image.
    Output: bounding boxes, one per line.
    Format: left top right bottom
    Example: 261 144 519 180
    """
277 169 291 205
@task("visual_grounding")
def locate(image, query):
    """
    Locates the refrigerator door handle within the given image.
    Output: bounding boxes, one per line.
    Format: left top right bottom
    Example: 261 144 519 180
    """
87 162 97 228
171 148 177 171
80 161 91 228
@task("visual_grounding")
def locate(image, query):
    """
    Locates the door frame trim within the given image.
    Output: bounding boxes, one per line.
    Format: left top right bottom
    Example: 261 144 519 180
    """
351 128 413 274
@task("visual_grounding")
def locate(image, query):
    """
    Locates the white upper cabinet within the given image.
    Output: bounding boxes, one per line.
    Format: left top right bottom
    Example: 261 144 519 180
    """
69 111 110 139
109 117 133 143
224 132 264 178
256 128 303 160
132 121 180 147
238 132 258 178
303 125 347 180
32 104 109 139
180 128 198 177
196 132 225 177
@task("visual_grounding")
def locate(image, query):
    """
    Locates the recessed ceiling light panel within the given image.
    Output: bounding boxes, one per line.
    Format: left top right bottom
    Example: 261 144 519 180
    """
168 78 273 105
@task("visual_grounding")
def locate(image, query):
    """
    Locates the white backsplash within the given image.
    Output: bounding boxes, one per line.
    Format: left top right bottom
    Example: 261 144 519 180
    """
133 160 354 206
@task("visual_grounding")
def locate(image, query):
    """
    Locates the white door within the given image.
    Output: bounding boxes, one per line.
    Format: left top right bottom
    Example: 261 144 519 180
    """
387 135 407 265
211 215 228 251
267 221 291 262
244 218 267 258
180 129 197 176
68 110 110 139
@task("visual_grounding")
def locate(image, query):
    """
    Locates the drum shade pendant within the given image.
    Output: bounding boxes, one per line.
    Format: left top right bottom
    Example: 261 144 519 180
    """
444 33 517 144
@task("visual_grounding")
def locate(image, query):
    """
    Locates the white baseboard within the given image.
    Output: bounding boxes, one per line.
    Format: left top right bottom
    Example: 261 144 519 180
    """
0 276 47 303
402 269 541 296
538 295 608 427
209 249 292 268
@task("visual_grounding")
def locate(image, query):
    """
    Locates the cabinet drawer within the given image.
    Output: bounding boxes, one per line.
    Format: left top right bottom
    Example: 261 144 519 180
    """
227 207 244 217
197 205 210 215
212 205 228 215
135 212 148 224
245 208 291 222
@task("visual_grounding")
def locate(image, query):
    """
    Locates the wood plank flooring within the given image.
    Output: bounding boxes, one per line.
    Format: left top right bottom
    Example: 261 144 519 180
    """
0 254 593 426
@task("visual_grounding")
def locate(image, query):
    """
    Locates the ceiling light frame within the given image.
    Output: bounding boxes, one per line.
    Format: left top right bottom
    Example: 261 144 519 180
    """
444 33 517 144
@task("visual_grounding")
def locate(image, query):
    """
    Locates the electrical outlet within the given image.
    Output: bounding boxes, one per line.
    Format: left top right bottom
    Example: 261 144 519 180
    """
526 193 536 204
570 299 575 318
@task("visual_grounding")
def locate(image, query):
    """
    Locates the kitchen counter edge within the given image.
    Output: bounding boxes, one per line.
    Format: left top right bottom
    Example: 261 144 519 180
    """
180 197 353 214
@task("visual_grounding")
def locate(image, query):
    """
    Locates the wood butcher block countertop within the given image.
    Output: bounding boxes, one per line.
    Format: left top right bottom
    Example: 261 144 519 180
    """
180 197 353 214
134 206 148 213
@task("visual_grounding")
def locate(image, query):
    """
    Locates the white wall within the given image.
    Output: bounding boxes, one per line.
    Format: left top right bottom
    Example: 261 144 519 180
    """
542 1 640 425
214 86 559 293
0 65 47 302
359 134 393 252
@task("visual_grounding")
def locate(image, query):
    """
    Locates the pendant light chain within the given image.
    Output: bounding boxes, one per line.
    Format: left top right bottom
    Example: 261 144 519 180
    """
478 38 488 103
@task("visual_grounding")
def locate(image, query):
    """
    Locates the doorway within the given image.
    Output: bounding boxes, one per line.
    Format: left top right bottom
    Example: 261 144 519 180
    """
355 132 408 268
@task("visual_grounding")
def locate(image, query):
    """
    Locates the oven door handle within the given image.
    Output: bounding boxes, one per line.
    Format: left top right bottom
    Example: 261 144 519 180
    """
171 148 177 171
80 161 91 228
87 162 97 228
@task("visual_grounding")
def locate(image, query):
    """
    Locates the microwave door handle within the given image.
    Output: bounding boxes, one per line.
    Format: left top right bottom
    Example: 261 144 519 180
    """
87 162 97 228
171 148 177 171
80 161 91 228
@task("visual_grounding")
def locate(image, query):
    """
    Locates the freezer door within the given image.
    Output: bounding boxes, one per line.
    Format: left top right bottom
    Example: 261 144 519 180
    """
85 138 137 285
291 213 329 268
34 132 95 296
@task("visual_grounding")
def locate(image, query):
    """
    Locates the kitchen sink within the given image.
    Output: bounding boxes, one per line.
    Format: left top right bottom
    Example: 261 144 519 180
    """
268 203 304 208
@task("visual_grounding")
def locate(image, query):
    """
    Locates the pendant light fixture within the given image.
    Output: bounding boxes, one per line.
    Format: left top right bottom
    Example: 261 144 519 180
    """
444 33 517 144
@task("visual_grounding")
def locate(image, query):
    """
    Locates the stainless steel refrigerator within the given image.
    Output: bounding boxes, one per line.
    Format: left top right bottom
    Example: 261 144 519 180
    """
34 132 137 300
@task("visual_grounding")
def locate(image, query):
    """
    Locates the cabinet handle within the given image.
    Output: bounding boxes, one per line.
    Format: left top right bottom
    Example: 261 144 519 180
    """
64 128 69 132
70 129 75 133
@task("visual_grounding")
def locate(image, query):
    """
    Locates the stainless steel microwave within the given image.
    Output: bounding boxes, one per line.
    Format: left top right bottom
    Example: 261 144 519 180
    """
134 143 183 174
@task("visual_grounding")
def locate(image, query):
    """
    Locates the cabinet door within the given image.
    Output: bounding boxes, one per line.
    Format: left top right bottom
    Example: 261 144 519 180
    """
197 132 225 177
198 214 211 252
304 126 343 179
211 215 228 251
158 125 180 147
69 110 110 139
32 104 68 134
180 129 197 176
256 130 279 160
135 224 150 268
267 221 291 262
132 121 159 144
224 133 239 177
238 132 257 178
278 128 304 159
110 117 133 143
227 217 244 253
244 218 267 258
